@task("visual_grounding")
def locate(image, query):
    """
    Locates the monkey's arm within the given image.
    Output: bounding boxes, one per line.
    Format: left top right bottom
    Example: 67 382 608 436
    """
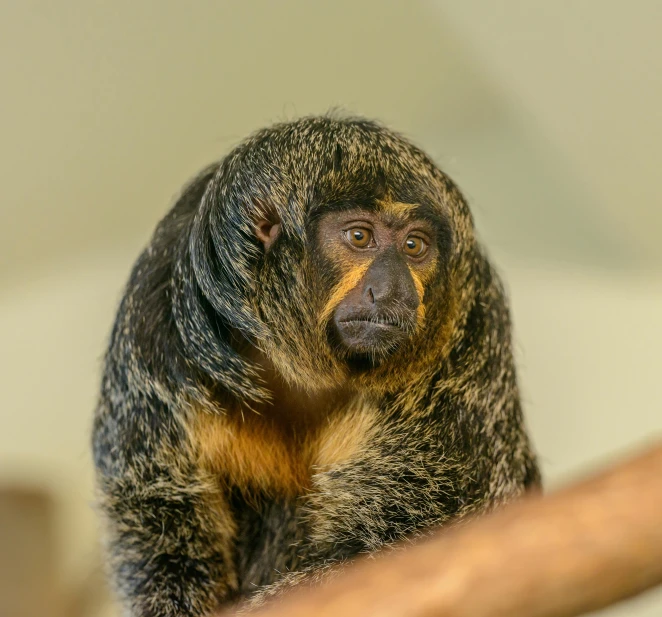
93 391 238 617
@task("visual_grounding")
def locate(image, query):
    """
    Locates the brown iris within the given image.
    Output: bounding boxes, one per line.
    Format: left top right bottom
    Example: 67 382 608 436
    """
346 228 372 248
403 235 428 257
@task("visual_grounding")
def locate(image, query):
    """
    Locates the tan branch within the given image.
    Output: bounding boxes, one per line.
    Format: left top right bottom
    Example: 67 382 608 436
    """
226 441 662 617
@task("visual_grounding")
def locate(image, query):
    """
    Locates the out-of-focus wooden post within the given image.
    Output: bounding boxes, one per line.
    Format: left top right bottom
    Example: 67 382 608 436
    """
227 441 662 617
0 487 62 617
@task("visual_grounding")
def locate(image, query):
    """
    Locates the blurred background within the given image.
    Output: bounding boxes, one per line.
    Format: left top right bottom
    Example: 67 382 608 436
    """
1 2 660 616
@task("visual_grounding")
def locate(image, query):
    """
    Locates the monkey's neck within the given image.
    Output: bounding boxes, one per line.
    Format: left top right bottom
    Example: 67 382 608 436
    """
266 356 352 430
230 336 352 434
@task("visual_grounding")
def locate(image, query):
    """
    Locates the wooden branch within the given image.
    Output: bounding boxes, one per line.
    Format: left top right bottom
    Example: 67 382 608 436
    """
230 441 662 617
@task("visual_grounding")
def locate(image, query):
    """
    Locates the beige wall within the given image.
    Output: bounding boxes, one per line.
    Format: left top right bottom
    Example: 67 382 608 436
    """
1 2 660 615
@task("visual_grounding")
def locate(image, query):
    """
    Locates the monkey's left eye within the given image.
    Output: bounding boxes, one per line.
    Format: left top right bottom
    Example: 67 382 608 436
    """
403 236 428 257
345 228 373 248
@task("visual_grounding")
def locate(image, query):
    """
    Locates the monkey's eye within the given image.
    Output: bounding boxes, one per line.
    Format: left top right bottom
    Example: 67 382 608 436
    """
403 235 428 257
345 228 373 248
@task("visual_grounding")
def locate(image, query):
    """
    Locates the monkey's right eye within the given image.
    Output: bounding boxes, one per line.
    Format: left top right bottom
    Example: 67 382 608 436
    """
345 228 373 248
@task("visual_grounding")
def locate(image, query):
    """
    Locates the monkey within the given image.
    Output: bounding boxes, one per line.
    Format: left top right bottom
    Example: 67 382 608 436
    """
92 115 540 617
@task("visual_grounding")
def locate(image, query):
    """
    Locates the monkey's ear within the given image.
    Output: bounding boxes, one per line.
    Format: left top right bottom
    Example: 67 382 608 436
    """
255 215 281 251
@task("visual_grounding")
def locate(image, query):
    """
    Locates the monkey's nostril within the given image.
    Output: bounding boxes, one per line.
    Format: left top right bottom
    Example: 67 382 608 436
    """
367 287 375 303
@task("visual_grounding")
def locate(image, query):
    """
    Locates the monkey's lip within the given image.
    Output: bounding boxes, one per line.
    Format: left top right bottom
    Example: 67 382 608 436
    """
337 317 402 329
334 315 412 354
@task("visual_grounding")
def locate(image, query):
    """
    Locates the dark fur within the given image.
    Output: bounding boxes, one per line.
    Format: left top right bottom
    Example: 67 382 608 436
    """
93 116 540 616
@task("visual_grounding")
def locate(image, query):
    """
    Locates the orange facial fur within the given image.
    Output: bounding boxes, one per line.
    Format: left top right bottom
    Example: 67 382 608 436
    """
378 200 417 219
319 263 371 324
406 267 426 326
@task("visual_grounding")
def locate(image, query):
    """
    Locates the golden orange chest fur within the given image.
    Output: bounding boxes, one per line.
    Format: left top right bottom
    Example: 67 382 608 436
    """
192 402 377 497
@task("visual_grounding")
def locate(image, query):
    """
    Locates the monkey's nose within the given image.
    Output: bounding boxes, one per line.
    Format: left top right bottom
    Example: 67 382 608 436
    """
363 281 396 305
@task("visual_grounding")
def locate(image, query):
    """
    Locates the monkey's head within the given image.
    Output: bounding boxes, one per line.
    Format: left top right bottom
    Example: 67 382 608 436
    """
184 116 477 398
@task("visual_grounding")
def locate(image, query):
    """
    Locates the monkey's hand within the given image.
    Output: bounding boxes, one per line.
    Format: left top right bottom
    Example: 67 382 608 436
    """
237 545 407 613
236 563 349 613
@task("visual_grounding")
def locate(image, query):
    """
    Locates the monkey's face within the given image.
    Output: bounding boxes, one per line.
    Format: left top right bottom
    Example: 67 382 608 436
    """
315 205 438 364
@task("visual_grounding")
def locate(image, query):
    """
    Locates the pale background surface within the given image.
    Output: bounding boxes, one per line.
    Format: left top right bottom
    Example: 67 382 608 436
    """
1 2 660 615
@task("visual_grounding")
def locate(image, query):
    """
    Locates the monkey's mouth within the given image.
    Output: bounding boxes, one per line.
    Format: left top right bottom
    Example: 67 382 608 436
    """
339 317 401 328
333 312 415 356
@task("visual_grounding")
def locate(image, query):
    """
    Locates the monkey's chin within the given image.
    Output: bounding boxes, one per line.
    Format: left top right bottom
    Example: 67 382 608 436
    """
334 319 409 361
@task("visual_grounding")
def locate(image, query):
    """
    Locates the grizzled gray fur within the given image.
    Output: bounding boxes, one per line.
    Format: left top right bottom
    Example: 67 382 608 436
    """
93 115 540 617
